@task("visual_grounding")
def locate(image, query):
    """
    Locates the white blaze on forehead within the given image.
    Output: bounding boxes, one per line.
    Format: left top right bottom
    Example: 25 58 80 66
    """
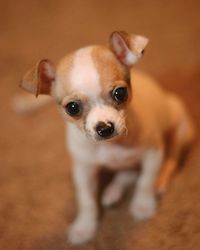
70 47 101 97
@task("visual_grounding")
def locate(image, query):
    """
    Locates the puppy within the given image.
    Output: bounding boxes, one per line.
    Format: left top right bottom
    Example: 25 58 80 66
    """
20 31 195 245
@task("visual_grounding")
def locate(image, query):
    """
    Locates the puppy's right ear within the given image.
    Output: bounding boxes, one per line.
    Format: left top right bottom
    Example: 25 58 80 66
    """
20 59 56 97
110 31 149 67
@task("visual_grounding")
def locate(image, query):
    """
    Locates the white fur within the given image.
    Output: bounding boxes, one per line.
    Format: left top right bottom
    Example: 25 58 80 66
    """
68 158 98 245
66 108 162 244
70 47 101 98
125 51 140 65
96 144 142 169
130 149 163 220
67 122 142 244
67 122 142 169
67 123 97 164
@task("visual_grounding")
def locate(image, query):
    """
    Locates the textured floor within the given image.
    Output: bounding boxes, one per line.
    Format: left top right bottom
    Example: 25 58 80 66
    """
0 0 200 249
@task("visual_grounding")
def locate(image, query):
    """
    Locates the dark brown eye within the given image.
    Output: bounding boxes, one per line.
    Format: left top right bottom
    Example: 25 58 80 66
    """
65 101 82 116
112 87 128 104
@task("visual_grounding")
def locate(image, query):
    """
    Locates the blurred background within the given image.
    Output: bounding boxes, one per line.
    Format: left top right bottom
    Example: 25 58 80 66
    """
0 0 200 249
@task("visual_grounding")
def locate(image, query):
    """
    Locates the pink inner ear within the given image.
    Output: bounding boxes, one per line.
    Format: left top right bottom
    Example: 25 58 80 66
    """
111 32 129 63
37 60 55 96
111 32 139 67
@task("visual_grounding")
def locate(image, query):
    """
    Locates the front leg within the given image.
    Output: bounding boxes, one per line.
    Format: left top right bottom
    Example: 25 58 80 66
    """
102 170 138 207
130 148 163 220
68 161 98 245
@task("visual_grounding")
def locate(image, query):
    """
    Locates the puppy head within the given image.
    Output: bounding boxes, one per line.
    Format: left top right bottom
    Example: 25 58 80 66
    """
20 31 148 141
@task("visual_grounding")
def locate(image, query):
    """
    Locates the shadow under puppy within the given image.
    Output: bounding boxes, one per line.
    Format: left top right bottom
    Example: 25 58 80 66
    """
20 31 195 245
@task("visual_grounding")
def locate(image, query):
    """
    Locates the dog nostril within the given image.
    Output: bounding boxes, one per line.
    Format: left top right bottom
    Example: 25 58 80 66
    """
96 121 114 138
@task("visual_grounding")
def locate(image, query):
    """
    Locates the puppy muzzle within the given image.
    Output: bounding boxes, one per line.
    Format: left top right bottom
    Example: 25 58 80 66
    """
85 104 126 141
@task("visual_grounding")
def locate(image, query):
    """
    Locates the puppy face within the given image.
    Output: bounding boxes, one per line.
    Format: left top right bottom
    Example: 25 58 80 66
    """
55 46 131 141
20 31 148 141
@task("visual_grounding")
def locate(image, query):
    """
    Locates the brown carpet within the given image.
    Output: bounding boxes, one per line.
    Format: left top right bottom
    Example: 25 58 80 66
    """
0 0 200 249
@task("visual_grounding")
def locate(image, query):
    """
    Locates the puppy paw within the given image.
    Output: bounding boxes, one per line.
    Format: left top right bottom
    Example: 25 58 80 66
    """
130 193 157 220
68 217 97 245
101 184 122 207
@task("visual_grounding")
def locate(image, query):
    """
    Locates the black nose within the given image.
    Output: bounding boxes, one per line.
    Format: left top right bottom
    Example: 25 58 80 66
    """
96 121 114 138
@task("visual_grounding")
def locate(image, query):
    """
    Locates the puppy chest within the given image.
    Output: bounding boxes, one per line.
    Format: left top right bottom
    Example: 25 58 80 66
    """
95 144 142 169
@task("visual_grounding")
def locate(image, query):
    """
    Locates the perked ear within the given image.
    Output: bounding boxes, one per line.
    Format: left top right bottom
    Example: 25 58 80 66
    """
110 31 149 67
20 59 56 97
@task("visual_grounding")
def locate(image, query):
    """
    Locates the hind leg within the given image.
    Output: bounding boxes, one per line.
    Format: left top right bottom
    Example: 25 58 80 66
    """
156 95 196 195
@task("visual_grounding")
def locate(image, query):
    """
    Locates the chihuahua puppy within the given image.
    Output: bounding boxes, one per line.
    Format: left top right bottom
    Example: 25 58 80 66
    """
20 31 195 245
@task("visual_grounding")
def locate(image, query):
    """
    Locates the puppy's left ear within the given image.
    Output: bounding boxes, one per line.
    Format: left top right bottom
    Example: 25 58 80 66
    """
20 59 56 97
110 31 149 67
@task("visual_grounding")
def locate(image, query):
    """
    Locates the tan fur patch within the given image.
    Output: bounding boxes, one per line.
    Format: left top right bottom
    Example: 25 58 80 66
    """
91 46 127 87
53 52 74 103
91 46 131 105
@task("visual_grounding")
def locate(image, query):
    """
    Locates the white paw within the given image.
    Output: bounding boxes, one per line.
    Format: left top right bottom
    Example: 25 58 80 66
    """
102 184 122 207
130 193 157 220
68 216 97 245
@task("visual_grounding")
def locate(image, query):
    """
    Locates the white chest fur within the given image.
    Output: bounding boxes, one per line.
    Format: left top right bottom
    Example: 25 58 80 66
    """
67 123 143 170
95 144 142 169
